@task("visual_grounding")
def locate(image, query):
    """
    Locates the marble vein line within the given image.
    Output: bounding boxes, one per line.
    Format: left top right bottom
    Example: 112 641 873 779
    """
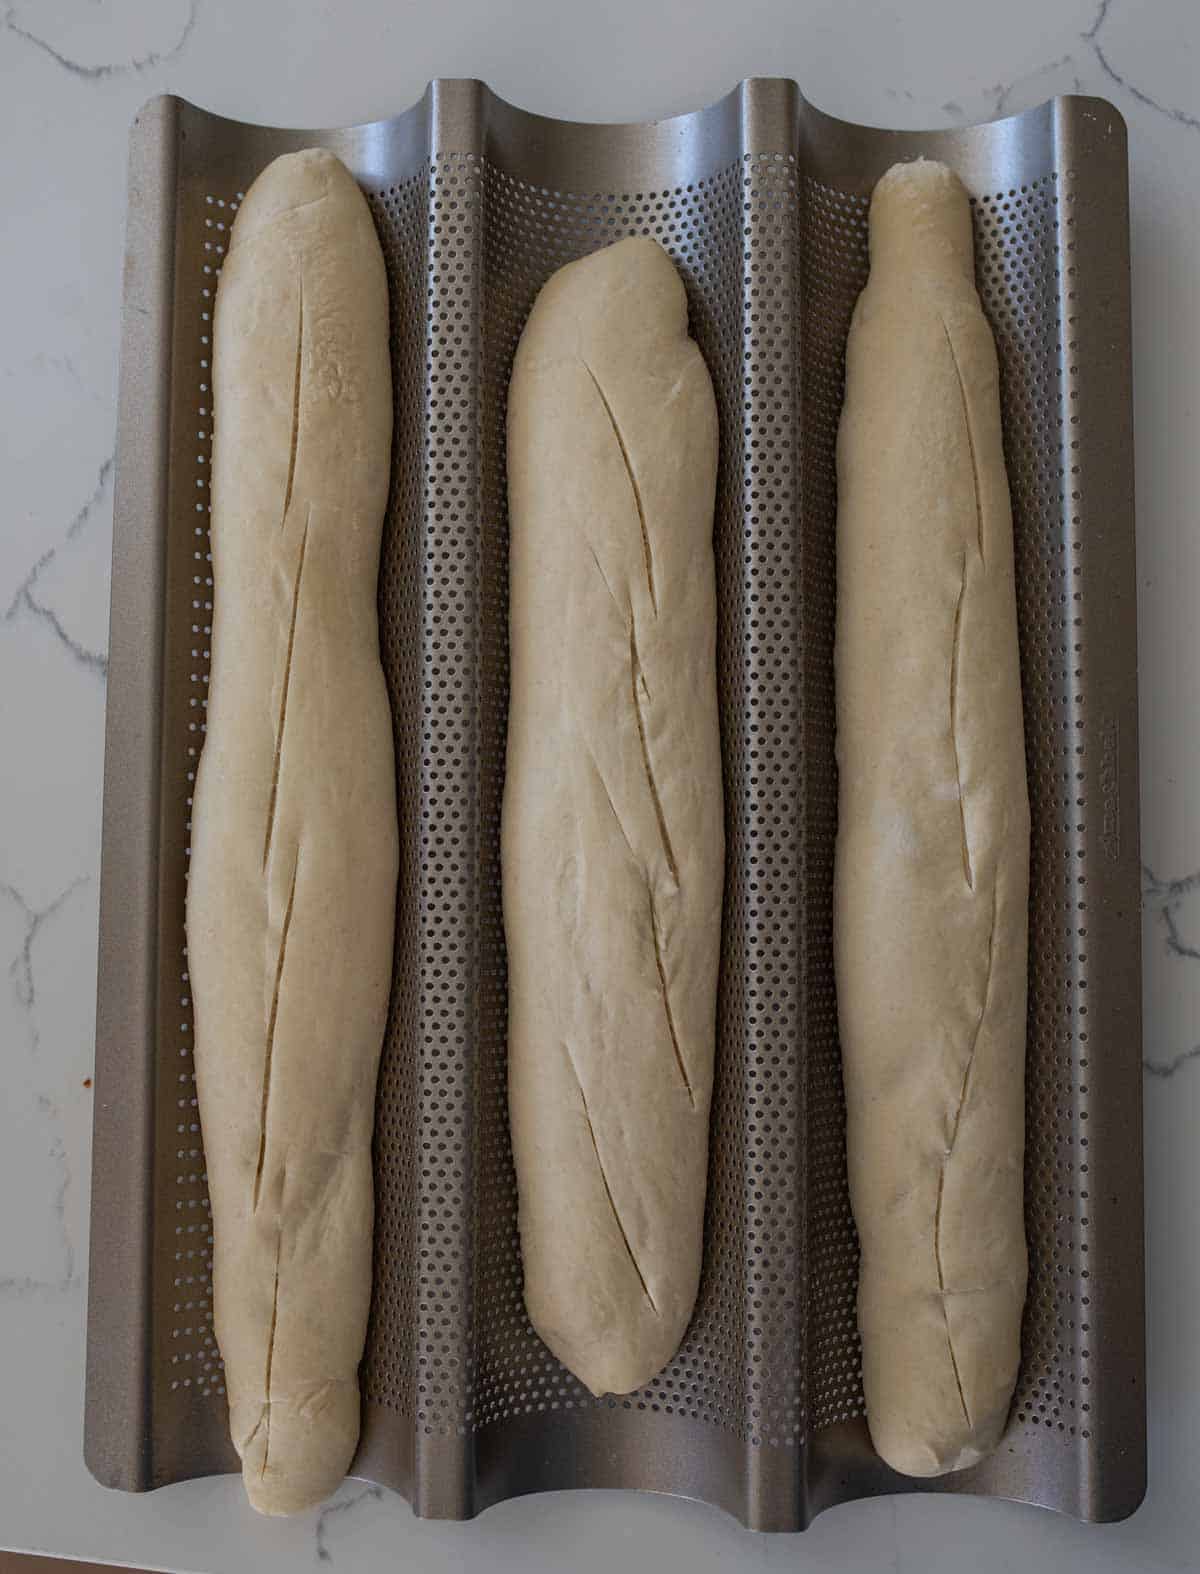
2 0 199 81
0 1130 77 1299
5 453 113 617
1142 864 1200 962
4 454 113 677
0 872 89 1296
1082 0 1113 39
1 875 89 1052
314 1484 384 1563
0 874 86 1298
986 54 1076 120
1083 0 1200 131
4 546 56 620
0 1271 77 1300
15 351 101 404
1144 1044 1200 1081
67 454 115 538
0 1088 78 1301
12 585 108 676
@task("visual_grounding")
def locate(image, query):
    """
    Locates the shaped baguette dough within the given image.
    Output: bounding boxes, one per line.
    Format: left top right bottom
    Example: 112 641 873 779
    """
834 160 1030 1477
187 149 397 1515
503 237 723 1396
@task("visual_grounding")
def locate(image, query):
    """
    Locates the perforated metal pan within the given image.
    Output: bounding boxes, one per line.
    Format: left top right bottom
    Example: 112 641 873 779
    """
86 79 1144 1530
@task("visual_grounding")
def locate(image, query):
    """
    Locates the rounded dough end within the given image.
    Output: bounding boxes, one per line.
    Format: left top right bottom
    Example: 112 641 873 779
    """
868 158 975 283
532 1309 689 1399
228 147 359 254
538 234 689 353
523 1255 698 1399
869 1409 1006 1480
237 1385 361 1516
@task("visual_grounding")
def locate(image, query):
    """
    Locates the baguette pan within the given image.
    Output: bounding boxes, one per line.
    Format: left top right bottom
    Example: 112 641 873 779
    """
187 149 398 1515
834 160 1030 1477
503 236 724 1396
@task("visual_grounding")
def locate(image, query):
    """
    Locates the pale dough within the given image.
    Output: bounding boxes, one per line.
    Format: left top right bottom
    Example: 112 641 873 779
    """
834 159 1030 1477
503 236 724 1397
187 148 398 1515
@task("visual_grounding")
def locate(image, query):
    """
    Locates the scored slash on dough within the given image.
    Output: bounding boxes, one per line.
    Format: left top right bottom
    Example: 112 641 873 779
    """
949 551 973 891
252 855 299 1212
940 315 986 566
581 359 657 615
261 1227 283 1478
944 309 986 898
562 1043 659 1316
282 279 303 529
931 876 1000 1432
629 622 677 883
588 749 637 862
648 887 694 1107
584 532 691 1102
586 541 627 624
262 511 310 872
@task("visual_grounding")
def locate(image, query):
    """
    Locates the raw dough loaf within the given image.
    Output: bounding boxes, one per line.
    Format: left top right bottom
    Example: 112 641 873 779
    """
503 236 724 1397
834 159 1030 1477
187 149 397 1515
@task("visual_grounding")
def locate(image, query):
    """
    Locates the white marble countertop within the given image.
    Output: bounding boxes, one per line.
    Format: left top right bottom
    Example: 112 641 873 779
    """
1 0 1195 1569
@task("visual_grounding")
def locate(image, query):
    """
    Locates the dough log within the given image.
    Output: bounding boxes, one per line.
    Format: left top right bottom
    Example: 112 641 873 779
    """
834 160 1030 1477
187 150 398 1515
503 236 724 1397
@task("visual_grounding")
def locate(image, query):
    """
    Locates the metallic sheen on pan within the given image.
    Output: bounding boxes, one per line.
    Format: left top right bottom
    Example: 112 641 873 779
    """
85 79 1144 1529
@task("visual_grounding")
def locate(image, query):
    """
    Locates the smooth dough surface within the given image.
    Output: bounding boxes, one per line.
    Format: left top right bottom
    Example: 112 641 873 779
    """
187 148 398 1515
503 236 724 1397
834 159 1030 1477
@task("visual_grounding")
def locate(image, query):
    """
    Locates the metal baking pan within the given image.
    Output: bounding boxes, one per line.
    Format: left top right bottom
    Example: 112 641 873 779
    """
85 78 1144 1529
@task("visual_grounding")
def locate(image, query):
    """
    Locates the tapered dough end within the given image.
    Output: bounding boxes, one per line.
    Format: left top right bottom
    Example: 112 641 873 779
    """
235 1382 361 1516
528 1300 692 1399
228 147 365 253
859 1279 1019 1477
516 234 691 369
868 158 975 282
870 1416 1004 1480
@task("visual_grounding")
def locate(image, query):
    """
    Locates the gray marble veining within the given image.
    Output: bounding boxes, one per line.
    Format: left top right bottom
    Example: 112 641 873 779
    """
314 1485 385 1564
1143 865 1200 963
1 875 89 1051
2 0 200 82
4 455 113 677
